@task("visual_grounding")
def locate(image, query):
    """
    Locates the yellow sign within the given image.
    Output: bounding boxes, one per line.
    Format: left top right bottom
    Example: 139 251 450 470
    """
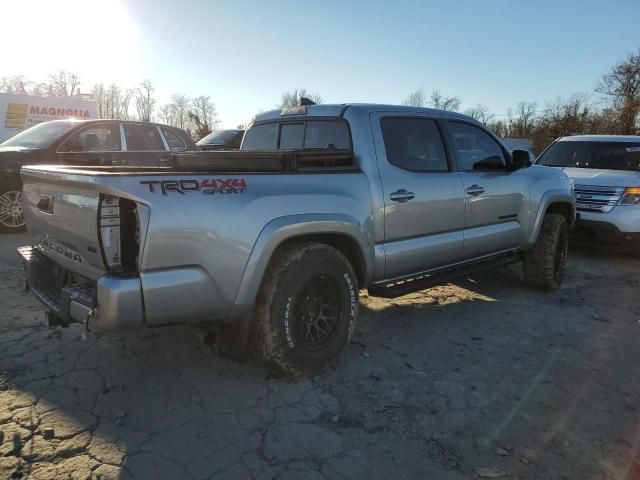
4 103 27 129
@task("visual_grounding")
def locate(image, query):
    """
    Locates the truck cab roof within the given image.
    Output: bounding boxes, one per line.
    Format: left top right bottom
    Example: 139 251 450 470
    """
252 103 479 124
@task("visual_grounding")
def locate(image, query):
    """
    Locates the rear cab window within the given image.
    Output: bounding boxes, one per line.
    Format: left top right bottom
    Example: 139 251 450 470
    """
242 119 351 151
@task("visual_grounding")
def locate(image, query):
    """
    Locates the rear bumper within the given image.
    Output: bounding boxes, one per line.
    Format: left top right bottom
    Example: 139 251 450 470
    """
18 246 144 332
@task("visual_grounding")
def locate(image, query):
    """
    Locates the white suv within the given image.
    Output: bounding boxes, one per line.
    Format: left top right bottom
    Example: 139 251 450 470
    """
536 135 640 254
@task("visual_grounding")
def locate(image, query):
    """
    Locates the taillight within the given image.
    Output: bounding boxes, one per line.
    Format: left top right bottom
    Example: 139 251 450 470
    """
99 195 139 272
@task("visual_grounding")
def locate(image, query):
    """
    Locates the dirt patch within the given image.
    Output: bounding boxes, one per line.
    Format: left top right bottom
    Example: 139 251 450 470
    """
1 234 639 479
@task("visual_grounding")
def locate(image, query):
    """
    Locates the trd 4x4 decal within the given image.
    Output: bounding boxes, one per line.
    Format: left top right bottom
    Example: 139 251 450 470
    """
141 179 247 196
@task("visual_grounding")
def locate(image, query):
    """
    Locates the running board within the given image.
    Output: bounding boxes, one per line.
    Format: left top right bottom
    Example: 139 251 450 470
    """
367 253 521 299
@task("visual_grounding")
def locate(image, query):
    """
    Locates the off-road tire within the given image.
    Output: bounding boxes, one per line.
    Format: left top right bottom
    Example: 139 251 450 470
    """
253 242 359 377
523 213 568 290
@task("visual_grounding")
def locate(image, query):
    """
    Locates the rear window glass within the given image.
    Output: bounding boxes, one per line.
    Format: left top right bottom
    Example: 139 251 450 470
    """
124 124 165 151
242 120 351 151
279 123 305 149
381 117 448 171
304 121 350 149
161 127 186 151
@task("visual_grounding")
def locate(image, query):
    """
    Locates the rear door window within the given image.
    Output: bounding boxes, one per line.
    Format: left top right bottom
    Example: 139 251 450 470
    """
160 127 186 151
380 117 449 171
123 124 165 151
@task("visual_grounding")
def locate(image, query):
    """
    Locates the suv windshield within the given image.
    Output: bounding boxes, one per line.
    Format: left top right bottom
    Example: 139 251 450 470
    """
1 120 77 148
537 140 640 171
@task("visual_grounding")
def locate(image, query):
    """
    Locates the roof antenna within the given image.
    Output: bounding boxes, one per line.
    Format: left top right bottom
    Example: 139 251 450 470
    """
299 97 316 106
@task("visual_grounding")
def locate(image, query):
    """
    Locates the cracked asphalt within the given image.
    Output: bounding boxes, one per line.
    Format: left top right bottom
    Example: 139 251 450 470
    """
2 232 640 479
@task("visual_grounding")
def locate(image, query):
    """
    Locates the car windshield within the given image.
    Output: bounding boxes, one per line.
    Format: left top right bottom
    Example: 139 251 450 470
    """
197 130 239 145
537 140 640 171
1 120 77 148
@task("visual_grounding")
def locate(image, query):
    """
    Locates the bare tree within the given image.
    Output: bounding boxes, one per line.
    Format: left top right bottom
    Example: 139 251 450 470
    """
280 88 323 108
157 104 175 126
119 88 134 120
487 119 509 138
597 49 640 134
539 93 592 137
91 84 107 118
0 75 30 94
166 94 191 130
30 82 48 96
104 84 121 119
98 84 133 120
189 95 219 139
506 102 537 138
402 88 427 107
47 70 81 96
428 89 461 111
464 104 495 125
135 79 156 122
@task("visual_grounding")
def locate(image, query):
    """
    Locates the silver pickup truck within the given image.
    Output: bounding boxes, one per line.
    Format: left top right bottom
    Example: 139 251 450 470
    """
18 103 575 376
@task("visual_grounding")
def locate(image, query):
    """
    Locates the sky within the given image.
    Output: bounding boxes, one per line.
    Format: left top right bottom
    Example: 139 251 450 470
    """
2 0 639 128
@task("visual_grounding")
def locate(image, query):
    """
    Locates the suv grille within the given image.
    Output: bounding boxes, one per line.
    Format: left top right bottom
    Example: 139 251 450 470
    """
574 184 624 213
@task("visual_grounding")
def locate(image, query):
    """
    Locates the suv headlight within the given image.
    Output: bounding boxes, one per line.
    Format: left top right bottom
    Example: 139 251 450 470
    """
619 187 640 205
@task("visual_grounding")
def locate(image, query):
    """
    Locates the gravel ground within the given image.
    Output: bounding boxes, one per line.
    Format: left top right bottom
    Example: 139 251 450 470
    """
1 232 640 480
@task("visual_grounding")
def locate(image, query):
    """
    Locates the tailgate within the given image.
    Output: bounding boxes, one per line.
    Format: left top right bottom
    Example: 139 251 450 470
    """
21 168 115 281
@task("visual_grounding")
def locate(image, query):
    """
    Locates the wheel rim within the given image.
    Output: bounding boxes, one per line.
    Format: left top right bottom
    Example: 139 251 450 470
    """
0 191 24 228
291 274 342 352
553 230 568 279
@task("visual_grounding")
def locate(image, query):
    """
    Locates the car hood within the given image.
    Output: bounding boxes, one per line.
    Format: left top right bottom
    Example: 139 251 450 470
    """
561 167 640 187
0 147 46 172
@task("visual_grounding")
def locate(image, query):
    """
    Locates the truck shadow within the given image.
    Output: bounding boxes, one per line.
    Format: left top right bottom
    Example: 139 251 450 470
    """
1 264 525 478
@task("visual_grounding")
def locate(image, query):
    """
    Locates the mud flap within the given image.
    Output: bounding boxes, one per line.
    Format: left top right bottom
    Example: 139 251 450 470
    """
215 311 254 362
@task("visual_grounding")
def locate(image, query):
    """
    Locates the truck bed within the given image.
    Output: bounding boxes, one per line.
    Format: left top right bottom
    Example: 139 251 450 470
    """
20 149 358 177
19 151 371 331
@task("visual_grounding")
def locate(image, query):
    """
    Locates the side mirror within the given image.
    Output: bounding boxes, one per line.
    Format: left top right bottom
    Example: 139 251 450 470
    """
511 149 532 170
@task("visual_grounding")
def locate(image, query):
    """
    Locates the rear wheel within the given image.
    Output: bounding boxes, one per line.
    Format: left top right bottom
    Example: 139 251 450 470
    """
253 242 359 377
523 213 568 290
0 190 25 233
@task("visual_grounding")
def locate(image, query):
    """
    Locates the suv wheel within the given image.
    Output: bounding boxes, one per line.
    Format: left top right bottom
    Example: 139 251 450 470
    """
523 213 568 290
254 242 359 377
0 190 25 233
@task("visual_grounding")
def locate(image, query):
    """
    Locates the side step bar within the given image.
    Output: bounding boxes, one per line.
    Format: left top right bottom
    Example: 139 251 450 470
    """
367 252 521 299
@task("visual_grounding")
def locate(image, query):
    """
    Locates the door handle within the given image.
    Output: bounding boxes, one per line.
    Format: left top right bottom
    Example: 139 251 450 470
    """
466 185 485 196
37 195 53 214
389 189 415 203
